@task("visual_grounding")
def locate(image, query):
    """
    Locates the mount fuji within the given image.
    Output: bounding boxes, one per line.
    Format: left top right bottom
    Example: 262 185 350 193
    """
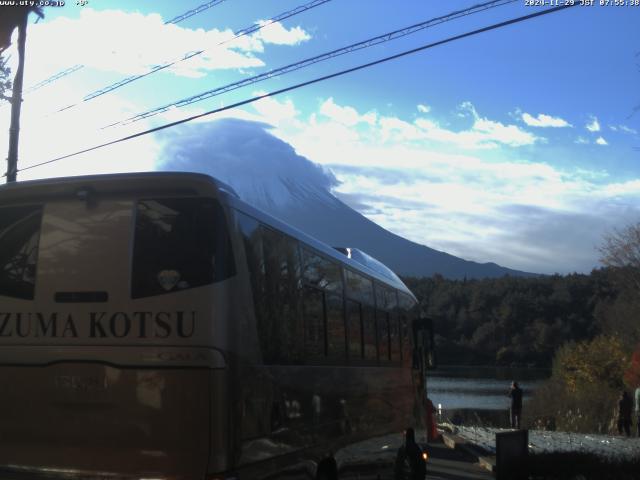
158 119 534 279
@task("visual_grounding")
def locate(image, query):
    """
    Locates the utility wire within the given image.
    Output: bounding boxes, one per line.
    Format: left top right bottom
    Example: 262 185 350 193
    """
54 0 332 114
25 64 84 93
24 0 230 94
105 0 518 129
11 4 577 178
164 0 227 24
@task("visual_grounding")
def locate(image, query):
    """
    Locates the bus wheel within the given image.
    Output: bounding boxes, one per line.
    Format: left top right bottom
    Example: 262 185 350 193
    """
316 457 338 480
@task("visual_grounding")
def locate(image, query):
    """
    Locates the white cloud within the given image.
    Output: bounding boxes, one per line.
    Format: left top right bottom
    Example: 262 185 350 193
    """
601 179 640 196
521 112 572 128
253 20 311 45
586 116 601 132
595 136 608 146
610 124 638 135
417 104 431 113
24 9 310 85
375 101 538 149
0 80 160 182
575 136 589 144
235 95 640 273
319 97 377 127
251 92 300 125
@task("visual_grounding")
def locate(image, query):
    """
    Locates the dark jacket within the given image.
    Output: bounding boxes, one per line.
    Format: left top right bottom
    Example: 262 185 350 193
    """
509 385 523 411
619 392 633 421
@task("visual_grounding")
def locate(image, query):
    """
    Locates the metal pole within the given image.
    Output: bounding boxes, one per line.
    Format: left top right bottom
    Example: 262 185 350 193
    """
6 11 28 183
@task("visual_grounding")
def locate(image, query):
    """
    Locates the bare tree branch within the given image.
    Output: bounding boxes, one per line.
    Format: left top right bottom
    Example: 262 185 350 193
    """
599 222 640 291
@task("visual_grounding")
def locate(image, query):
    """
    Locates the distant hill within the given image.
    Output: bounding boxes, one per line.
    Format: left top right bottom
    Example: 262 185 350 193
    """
158 119 536 279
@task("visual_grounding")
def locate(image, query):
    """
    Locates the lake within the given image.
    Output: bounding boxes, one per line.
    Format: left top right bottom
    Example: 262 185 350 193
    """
427 365 550 411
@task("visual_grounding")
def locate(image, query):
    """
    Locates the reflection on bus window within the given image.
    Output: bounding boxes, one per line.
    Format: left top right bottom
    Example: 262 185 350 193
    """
390 315 402 362
326 293 346 361
362 305 376 361
377 310 390 362
346 299 362 360
0 205 42 299
303 285 325 360
345 269 374 306
262 226 303 364
132 198 234 298
301 249 342 293
398 292 417 364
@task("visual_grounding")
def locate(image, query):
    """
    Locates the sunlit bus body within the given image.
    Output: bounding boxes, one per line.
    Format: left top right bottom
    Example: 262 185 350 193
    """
0 172 434 480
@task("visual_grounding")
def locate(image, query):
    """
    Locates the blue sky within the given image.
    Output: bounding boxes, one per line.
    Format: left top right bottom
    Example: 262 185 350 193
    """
1 0 639 274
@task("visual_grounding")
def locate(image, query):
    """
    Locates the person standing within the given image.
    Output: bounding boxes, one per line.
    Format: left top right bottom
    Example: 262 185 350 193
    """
635 386 640 438
508 381 523 429
394 428 427 480
617 390 632 437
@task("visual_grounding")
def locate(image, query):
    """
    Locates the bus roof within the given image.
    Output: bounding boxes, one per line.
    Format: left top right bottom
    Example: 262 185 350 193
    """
0 171 238 203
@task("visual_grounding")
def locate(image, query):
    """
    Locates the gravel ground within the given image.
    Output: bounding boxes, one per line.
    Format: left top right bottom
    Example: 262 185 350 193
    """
455 426 640 460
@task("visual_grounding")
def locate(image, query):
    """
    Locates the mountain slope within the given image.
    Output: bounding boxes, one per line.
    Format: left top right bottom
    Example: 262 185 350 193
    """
158 119 536 279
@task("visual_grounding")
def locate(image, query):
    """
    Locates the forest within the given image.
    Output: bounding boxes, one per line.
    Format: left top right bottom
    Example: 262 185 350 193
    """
402 268 622 367
403 222 640 433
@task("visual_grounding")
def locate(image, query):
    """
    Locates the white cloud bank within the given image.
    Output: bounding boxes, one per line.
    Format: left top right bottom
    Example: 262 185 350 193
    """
25 8 311 83
240 96 639 274
522 112 572 128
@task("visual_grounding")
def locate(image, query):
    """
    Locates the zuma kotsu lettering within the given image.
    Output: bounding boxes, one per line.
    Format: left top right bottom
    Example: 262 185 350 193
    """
0 311 196 339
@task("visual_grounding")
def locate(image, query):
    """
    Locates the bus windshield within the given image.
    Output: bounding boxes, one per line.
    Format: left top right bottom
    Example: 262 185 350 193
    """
0 205 42 300
132 197 235 298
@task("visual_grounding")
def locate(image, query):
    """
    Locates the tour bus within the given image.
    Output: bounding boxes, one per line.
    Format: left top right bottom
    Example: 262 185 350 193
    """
0 172 435 480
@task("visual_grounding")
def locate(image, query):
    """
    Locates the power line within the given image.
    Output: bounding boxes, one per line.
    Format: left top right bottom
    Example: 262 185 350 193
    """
54 0 332 114
105 0 518 129
11 4 577 178
164 0 227 24
25 64 84 93
24 0 230 94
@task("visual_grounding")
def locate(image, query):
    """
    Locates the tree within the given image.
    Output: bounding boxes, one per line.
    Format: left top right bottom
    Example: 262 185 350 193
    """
0 55 10 102
599 221 640 291
553 336 628 393
0 6 43 182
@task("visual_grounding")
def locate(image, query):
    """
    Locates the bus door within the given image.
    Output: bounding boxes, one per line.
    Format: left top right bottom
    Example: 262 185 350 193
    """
0 192 234 479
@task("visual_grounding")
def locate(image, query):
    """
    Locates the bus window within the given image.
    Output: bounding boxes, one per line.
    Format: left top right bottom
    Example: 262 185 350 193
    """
398 292 417 364
346 299 363 360
303 285 325 360
261 227 303 364
362 305 376 361
375 282 397 311
301 249 342 293
345 269 374 306
0 205 42 299
377 310 390 362
237 213 269 359
390 314 402 362
326 293 346 361
132 198 234 298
